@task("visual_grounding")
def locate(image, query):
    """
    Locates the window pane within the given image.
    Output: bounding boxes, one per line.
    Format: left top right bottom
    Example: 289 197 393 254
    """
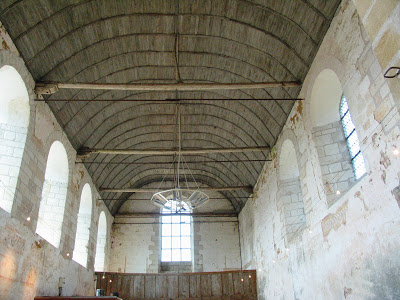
181 249 191 261
181 224 191 236
340 96 349 116
353 154 366 179
162 249 171 262
171 215 181 223
162 215 171 223
181 236 191 248
171 224 181 236
180 215 190 224
340 94 367 181
341 113 355 137
171 249 181 261
161 200 192 263
162 237 171 249
162 224 171 236
171 236 181 248
347 132 361 158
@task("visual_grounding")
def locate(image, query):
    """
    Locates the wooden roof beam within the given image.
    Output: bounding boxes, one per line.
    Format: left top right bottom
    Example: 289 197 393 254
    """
35 81 301 95
77 146 270 159
99 186 253 193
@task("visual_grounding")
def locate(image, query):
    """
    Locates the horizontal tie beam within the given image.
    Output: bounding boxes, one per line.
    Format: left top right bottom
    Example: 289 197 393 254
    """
99 186 253 193
77 146 270 158
35 81 301 95
36 98 303 102
79 159 271 165
114 212 238 218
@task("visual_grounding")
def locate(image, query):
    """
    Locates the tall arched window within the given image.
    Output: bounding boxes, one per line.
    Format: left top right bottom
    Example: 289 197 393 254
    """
73 183 92 267
161 201 192 262
278 139 306 242
340 95 366 180
94 212 107 271
36 141 69 248
310 69 358 206
0 65 30 213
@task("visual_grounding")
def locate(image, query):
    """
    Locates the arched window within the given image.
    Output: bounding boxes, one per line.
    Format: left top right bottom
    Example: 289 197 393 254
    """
161 201 192 262
94 212 107 271
310 69 358 206
36 141 69 248
278 139 306 242
73 183 92 267
0 65 30 213
339 95 366 180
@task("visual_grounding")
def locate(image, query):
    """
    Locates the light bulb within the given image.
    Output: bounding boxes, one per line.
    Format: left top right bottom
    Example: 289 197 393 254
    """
102 275 105 279
272 259 275 263
336 190 341 195
241 278 244 282
286 248 289 252
109 279 112 283
309 229 312 234
249 275 252 278
66 253 69 257
26 216 31 221
258 268 261 272
393 148 399 157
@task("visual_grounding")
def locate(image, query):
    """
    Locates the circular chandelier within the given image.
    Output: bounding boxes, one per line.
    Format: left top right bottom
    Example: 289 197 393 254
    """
150 103 209 210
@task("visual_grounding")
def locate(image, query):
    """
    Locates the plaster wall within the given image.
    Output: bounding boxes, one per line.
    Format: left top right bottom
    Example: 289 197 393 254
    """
0 23 113 299
109 182 241 274
110 221 158 273
197 220 241 272
239 1 400 299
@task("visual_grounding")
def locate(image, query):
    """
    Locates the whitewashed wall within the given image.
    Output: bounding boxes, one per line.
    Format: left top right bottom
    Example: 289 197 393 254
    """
0 22 113 300
239 1 400 299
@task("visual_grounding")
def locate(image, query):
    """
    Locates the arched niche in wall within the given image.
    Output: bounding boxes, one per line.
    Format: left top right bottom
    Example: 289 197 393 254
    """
277 138 306 243
73 183 93 267
36 141 69 248
310 69 355 206
0 65 30 213
94 211 107 272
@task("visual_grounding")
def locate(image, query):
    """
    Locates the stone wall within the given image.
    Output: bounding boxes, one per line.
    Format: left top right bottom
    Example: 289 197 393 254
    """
110 184 241 274
197 219 241 272
110 215 241 274
0 23 113 299
110 221 158 273
313 121 355 207
239 1 400 299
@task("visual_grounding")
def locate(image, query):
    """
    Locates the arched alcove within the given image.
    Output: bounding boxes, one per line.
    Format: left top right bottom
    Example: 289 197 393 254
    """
73 183 92 267
310 69 356 206
36 141 69 248
310 69 343 127
94 212 107 272
278 139 305 242
0 65 30 213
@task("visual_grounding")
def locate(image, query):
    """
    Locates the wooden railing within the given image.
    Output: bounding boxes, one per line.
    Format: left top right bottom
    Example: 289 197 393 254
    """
95 270 257 299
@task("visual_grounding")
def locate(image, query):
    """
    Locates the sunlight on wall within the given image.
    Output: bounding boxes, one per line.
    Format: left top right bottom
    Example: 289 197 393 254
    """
36 141 69 248
73 183 93 267
94 212 107 272
0 65 30 213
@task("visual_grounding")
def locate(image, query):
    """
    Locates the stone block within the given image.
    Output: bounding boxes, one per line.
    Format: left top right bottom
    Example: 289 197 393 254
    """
324 144 340 156
328 162 343 173
353 0 373 19
374 96 393 123
374 27 400 69
364 0 398 40
314 134 333 146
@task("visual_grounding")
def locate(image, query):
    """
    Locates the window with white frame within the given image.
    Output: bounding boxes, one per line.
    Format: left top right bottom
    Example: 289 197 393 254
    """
340 95 366 180
161 201 191 262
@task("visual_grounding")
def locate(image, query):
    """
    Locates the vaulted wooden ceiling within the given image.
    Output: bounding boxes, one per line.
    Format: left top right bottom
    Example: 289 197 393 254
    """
0 0 341 214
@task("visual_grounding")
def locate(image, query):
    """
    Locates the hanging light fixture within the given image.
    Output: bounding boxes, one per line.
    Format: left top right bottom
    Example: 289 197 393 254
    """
150 102 209 210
